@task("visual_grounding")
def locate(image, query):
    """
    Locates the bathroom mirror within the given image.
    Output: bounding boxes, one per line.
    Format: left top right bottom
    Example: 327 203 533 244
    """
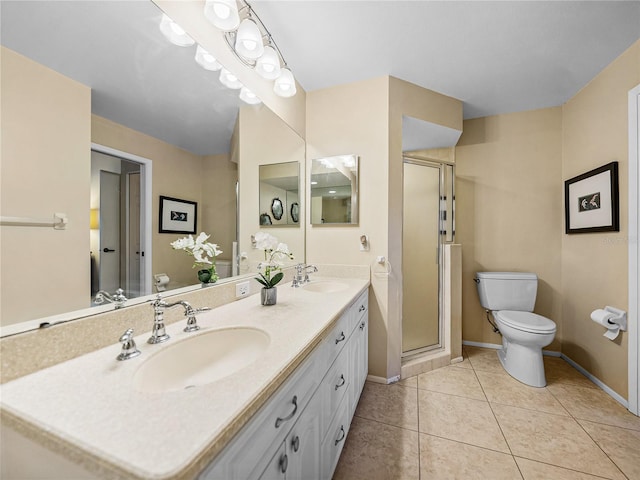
0 1 305 335
310 155 359 225
259 162 300 226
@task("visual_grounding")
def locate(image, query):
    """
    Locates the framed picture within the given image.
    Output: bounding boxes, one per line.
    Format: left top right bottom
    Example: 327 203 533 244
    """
159 195 197 234
564 162 619 234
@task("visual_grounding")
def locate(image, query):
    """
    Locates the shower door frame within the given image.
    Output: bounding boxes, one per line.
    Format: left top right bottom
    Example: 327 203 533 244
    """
400 157 449 359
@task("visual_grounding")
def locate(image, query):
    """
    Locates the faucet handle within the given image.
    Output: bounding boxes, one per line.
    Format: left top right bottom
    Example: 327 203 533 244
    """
117 328 141 361
184 306 211 333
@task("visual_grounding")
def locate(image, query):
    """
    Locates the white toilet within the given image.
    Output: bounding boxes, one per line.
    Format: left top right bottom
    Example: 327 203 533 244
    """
475 272 556 387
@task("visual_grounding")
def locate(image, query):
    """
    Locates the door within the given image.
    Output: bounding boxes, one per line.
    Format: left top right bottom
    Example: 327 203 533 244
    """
402 160 442 355
99 171 120 293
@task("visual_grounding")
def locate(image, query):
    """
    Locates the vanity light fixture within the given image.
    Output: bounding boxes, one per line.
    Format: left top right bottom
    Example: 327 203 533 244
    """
205 0 297 98
219 68 243 89
195 45 222 71
239 86 262 105
159 14 195 47
204 0 240 31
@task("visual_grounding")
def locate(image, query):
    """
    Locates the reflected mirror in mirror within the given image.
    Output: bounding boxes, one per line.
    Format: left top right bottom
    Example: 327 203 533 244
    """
0 1 305 336
259 162 300 226
310 155 359 225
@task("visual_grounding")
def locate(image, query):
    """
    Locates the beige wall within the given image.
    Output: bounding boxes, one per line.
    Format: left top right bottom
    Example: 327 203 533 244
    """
456 107 564 350
306 76 462 379
238 105 305 276
91 115 236 288
561 39 640 397
1 47 91 326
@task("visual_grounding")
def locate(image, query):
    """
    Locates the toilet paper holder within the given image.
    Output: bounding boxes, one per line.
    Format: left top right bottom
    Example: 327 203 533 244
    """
600 306 627 331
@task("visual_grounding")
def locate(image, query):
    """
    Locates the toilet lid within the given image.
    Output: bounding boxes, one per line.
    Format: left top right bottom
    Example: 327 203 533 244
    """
496 310 556 334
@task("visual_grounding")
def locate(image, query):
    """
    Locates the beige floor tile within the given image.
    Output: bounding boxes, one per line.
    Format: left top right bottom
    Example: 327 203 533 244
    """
579 420 640 480
419 433 521 479
492 403 624 479
354 381 418 431
476 370 569 416
417 365 486 400
333 416 419 480
516 457 611 479
465 346 508 375
454 346 473 369
417 389 510 453
547 383 640 431
543 356 597 390
399 375 418 388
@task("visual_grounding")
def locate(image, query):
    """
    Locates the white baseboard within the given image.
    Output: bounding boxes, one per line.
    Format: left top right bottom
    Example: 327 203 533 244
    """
461 341 627 408
366 374 400 385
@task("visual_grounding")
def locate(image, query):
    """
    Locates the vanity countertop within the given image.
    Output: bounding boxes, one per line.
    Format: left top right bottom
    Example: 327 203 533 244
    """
0 276 369 480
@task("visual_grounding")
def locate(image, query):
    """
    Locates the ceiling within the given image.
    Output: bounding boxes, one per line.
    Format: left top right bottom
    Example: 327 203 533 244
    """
2 1 639 155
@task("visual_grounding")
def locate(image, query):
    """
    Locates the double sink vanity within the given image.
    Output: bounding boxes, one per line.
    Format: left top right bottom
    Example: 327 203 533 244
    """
0 274 369 480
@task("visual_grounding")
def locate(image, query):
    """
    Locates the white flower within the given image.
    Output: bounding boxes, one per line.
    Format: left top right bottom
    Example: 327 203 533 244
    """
170 235 194 250
171 232 222 268
254 232 278 251
276 242 290 255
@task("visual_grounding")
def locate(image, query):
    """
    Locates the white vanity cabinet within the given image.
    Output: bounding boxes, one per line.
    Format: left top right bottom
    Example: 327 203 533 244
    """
201 289 369 480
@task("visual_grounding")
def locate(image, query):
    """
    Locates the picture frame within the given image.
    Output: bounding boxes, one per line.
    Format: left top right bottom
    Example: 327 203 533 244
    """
159 195 197 234
564 162 619 234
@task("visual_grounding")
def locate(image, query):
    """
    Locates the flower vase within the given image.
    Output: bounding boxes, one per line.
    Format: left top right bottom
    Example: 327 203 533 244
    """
197 265 218 286
261 287 277 306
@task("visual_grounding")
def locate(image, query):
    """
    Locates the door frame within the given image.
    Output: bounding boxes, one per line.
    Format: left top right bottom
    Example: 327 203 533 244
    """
628 84 640 415
91 143 153 296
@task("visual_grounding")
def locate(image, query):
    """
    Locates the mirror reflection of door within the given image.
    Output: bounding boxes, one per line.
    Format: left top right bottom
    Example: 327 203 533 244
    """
99 171 120 293
126 171 141 297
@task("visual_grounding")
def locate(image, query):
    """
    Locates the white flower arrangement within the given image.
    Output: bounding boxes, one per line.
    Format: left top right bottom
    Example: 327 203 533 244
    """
171 232 222 269
254 232 294 288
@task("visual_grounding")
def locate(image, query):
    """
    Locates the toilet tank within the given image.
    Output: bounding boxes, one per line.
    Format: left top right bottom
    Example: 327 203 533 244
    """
475 272 538 312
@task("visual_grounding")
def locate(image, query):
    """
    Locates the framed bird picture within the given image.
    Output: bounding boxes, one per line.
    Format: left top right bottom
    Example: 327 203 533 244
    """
564 162 619 234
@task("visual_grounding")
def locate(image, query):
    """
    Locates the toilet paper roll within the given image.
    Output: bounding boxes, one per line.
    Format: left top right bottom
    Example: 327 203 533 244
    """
154 274 170 292
591 309 620 340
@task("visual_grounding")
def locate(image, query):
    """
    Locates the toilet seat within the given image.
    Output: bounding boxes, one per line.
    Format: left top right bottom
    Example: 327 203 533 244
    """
495 310 556 334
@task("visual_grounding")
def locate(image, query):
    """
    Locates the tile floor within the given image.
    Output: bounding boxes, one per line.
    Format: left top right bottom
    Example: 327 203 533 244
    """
333 346 640 480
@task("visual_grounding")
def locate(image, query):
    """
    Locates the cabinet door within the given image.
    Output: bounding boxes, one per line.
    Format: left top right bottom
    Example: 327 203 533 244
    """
286 393 321 479
259 443 287 480
349 317 368 417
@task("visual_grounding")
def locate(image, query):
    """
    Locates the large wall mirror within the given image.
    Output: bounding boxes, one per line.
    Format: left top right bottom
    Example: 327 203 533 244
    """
310 155 359 225
259 162 300 227
0 1 305 335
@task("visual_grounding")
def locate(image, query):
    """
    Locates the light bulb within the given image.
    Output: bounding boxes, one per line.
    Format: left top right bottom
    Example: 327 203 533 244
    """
274 68 297 98
159 14 194 47
234 19 264 60
204 0 240 31
195 45 222 71
219 68 243 89
255 46 281 80
239 87 262 105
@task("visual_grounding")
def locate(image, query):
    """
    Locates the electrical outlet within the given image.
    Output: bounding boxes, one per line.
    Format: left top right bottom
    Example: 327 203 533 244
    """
235 281 250 298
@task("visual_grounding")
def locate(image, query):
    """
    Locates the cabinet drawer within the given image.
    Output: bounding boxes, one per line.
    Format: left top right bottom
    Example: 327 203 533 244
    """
320 394 350 480
202 352 320 480
350 290 368 333
319 346 350 440
322 311 350 368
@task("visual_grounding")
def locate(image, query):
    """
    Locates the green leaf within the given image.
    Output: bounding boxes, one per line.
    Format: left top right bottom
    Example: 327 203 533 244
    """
255 277 269 288
270 272 284 287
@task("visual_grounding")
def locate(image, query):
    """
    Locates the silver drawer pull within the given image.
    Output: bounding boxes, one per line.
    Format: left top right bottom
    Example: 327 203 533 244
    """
292 435 300 453
359 305 366 312
335 374 346 390
335 332 346 344
334 426 346 446
275 395 298 428
359 321 366 330
279 453 288 473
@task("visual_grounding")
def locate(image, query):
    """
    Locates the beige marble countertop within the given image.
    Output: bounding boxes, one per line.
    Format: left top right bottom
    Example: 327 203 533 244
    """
0 276 369 480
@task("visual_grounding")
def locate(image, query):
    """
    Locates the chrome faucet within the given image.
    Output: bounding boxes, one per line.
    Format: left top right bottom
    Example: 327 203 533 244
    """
303 265 318 283
148 294 210 344
116 328 141 361
95 288 128 309
292 264 318 287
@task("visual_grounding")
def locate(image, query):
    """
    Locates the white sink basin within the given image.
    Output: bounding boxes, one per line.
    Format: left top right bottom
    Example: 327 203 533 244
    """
134 327 270 393
302 281 349 294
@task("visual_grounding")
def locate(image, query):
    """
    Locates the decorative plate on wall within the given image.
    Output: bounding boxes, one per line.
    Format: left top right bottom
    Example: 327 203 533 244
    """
271 198 283 220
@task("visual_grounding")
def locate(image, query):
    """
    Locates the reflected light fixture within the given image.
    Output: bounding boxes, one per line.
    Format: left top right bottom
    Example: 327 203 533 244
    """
239 86 262 105
195 45 222 71
219 68 243 89
159 14 195 47
255 45 281 80
273 67 296 98
234 18 264 60
204 0 240 31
